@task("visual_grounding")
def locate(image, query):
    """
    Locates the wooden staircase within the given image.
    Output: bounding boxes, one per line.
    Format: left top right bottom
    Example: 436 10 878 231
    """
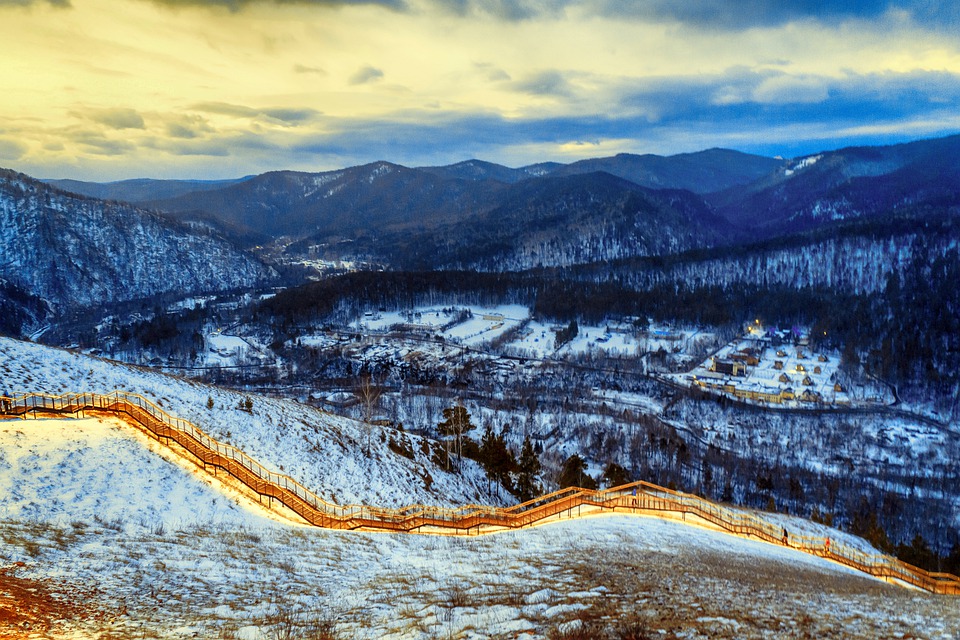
2 391 958 595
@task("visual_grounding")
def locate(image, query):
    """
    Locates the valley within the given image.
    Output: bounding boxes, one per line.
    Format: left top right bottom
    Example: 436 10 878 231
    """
2 134 960 638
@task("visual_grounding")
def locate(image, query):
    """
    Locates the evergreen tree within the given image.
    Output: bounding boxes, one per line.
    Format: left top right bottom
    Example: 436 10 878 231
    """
437 401 475 470
479 425 517 495
601 462 631 488
896 533 937 572
558 453 597 490
515 435 542 502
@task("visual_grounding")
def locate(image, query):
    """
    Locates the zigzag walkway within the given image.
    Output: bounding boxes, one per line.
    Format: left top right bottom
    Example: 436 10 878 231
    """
1 391 958 596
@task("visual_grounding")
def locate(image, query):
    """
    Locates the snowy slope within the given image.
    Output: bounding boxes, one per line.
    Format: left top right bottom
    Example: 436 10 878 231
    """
0 416 266 530
1 343 956 637
0 169 274 313
1 498 955 638
0 337 502 510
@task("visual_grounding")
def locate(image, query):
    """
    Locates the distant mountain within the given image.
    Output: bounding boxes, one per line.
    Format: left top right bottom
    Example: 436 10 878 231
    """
710 134 960 236
148 161 508 242
375 172 734 270
0 169 276 326
548 149 784 194
44 176 251 204
144 152 766 263
418 159 533 184
418 150 783 194
34 135 960 276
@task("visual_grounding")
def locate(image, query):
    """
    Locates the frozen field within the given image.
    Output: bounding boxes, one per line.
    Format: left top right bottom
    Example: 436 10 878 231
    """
1 453 957 639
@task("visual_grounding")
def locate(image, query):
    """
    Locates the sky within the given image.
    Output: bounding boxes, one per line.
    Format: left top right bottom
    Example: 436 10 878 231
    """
2 0 960 181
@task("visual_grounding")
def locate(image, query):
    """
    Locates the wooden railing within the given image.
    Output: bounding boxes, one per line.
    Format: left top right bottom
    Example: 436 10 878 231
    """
1 391 958 595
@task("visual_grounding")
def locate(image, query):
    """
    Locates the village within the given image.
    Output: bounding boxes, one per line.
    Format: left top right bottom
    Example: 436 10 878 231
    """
675 321 883 408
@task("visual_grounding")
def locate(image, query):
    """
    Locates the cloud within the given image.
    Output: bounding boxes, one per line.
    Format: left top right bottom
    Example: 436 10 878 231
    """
473 62 511 82
580 0 890 28
162 114 215 139
752 75 830 105
262 108 320 123
75 108 146 130
73 133 137 156
431 0 568 21
349 65 384 85
510 70 572 97
294 63 327 75
0 0 70 7
284 67 960 165
191 102 320 124
0 138 27 160
145 136 233 156
412 0 960 31
191 102 260 118
141 0 406 11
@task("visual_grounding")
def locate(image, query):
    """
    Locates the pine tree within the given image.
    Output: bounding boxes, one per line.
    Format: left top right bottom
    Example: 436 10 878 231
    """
479 425 517 496
601 462 630 489
515 435 542 502
558 453 597 490
437 401 474 471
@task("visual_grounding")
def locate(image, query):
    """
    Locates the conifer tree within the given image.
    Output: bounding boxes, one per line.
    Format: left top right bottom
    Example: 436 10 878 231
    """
479 425 517 496
558 453 597 490
515 435 542 501
437 401 474 470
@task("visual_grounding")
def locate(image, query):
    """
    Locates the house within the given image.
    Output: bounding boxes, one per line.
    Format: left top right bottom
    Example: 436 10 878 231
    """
735 386 787 404
797 351 807 359
779 373 792 383
781 387 796 400
802 375 814 386
795 363 806 373
773 360 784 370
834 382 845 392
731 350 761 366
814 365 822 374
818 354 829 363
800 389 821 402
776 349 787 358
711 358 746 376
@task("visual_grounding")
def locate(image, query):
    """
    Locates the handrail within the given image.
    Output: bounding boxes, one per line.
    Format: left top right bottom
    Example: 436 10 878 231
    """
1 391 958 595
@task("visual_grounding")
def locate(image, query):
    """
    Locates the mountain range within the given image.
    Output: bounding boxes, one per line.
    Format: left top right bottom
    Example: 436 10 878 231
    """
0 169 275 332
3 134 959 334
41 136 960 272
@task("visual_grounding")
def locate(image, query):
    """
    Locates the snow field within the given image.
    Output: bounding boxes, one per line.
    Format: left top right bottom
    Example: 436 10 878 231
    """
1 338 958 637
353 303 529 347
0 337 502 510
3 510 956 639
0 416 268 531
345 303 708 361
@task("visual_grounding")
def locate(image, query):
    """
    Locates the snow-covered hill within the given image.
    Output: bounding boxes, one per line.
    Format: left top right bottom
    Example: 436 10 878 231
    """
0 169 274 318
0 416 263 530
636 231 956 295
0 447 955 638
2 339 958 638
0 337 500 510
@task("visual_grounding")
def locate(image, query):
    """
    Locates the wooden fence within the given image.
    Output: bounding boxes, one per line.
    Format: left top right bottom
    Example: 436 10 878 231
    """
1 391 957 595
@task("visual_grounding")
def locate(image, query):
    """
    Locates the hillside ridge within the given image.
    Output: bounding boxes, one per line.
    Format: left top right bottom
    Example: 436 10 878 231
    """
4 389 958 595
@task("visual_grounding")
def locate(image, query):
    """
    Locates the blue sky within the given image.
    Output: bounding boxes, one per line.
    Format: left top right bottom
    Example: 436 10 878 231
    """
1 0 959 180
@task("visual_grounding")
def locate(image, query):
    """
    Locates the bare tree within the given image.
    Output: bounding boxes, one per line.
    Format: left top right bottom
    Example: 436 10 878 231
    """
356 372 384 456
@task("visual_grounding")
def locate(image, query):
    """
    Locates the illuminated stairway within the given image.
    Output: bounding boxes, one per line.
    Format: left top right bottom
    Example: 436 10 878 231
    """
2 391 957 595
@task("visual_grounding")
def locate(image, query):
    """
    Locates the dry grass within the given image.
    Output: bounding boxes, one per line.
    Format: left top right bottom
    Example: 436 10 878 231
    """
1 516 957 639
